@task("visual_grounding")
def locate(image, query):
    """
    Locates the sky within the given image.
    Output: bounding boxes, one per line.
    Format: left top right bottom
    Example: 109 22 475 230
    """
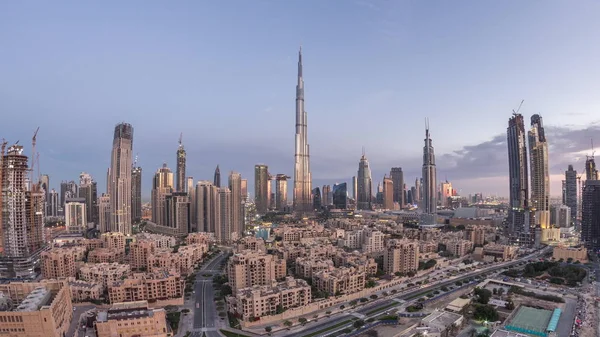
1 0 600 200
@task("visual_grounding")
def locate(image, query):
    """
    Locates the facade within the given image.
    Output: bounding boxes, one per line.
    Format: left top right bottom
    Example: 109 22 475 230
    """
236 236 267 253
68 279 103 302
293 48 313 213
0 144 45 279
95 301 170 337
101 232 126 251
187 176 196 226
129 240 156 270
229 172 243 237
109 123 134 235
48 189 59 217
60 180 78 210
275 174 289 211
551 204 571 228
383 176 394 210
422 124 437 214
227 251 286 290
40 174 50 217
322 185 332 206
440 180 453 208
195 181 219 233
151 164 174 227
88 248 125 264
312 187 321 210
332 182 348 209
176 136 186 192
582 180 600 251
390 167 404 208
78 172 98 224
312 267 365 295
383 239 419 275
65 198 87 234
528 114 550 228
214 165 221 188
165 192 190 236
0 281 73 337
552 246 587 263
357 152 372 210
217 188 232 243
464 226 486 246
254 164 270 214
108 270 184 304
241 179 248 203
585 156 598 181
79 263 131 287
227 277 311 321
447 239 474 257
564 165 578 224
131 166 142 223
507 114 529 234
41 249 76 279
295 257 334 279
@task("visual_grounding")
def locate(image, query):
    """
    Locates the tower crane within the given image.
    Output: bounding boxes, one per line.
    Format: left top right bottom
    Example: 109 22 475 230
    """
179 132 183 146
512 99 525 115
31 127 40 190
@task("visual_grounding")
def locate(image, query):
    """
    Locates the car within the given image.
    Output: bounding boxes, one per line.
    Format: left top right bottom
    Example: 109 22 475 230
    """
73 308 76 311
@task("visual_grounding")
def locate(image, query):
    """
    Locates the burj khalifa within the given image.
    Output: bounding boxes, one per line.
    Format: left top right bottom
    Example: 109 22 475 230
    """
293 47 313 212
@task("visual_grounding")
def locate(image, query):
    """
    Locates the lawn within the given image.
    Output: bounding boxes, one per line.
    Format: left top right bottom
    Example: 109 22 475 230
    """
365 302 398 316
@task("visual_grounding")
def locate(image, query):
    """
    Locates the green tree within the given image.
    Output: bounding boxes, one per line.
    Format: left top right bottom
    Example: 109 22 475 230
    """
474 287 492 304
265 326 272 333
497 288 505 297
298 317 307 325
283 320 292 327
353 320 365 329
473 305 499 321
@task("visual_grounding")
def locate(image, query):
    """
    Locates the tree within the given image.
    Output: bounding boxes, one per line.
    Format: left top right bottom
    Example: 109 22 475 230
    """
474 287 492 304
497 288 505 297
366 279 377 288
370 294 378 300
505 299 515 310
340 305 346 310
326 311 332 315
353 319 365 329
350 300 358 306
265 326 272 333
298 317 307 325
473 305 499 322
366 330 379 337
492 288 497 295
283 320 292 327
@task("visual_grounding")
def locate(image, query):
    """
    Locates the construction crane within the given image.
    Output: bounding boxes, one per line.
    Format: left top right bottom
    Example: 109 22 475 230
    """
0 139 6 254
512 99 525 115
179 132 183 146
30 127 40 190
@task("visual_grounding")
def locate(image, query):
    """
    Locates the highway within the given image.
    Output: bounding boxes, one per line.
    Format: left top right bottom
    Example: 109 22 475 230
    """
191 252 228 337
285 246 551 337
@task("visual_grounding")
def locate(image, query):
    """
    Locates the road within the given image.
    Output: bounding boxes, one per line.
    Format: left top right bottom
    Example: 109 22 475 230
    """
277 246 551 337
191 251 228 337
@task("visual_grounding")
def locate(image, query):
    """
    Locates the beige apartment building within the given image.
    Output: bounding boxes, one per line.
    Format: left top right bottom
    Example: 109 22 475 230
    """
312 267 366 295
227 251 287 290
95 301 171 337
68 278 103 302
227 277 311 321
473 244 517 262
552 246 587 263
419 241 438 254
129 239 156 270
362 229 385 253
135 232 177 249
108 270 184 304
101 232 126 252
295 257 335 279
186 232 214 245
236 236 267 253
383 239 419 275
446 239 474 257
41 248 77 279
334 252 378 276
88 247 125 264
83 238 104 250
0 280 73 337
465 225 486 246
79 263 131 287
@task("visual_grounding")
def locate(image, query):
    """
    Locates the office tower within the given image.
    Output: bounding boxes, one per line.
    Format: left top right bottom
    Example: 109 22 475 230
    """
551 204 571 228
217 188 232 243
507 113 529 233
229 172 243 237
528 114 550 228
60 180 78 210
65 198 87 233
165 192 190 235
214 165 221 187
268 174 275 210
390 168 404 208
332 182 348 209
275 174 289 211
40 174 49 216
196 181 219 233
49 189 59 217
255 164 269 214
293 47 313 213
131 166 142 223
312 187 322 210
403 184 407 206
407 189 413 205
352 176 357 201
383 176 394 210
187 176 196 226
98 194 111 233
440 180 452 208
414 178 421 205
585 156 598 181
241 179 248 203
582 180 600 251
78 172 98 225
357 151 372 210
109 123 134 235
322 185 332 206
0 144 45 278
422 123 437 214
564 165 578 224
176 135 186 192
376 182 384 205
151 164 173 227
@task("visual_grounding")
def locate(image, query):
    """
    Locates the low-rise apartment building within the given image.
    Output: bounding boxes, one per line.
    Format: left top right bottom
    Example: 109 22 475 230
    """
129 240 156 270
88 248 125 264
235 236 267 253
108 270 184 304
227 277 311 321
227 251 287 290
68 278 103 302
101 232 126 252
135 233 177 249
295 257 335 279
383 239 419 275
95 301 171 337
446 239 474 257
465 225 486 246
552 246 587 263
473 244 518 262
41 248 77 279
419 241 439 254
79 263 131 287
312 267 366 295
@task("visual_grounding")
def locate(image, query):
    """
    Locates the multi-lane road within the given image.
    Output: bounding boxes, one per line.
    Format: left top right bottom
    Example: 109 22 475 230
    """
191 252 228 337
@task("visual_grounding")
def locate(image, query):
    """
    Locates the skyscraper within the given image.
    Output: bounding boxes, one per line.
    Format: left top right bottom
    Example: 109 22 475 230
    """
187 176 196 226
582 180 600 251
98 194 111 233
275 174 289 211
217 187 232 243
65 198 87 234
109 123 134 235
312 187 322 210
254 164 269 214
214 165 221 188
332 183 348 209
357 151 372 210
196 181 219 233
165 192 190 236
79 172 98 224
151 164 173 227
422 123 437 214
383 176 394 210
131 166 142 223
241 179 248 203
414 178 421 206
0 144 45 278
176 135 186 192
529 114 550 229
390 167 404 208
322 185 332 206
564 165 577 224
49 189 59 217
293 47 312 213
352 176 357 201
507 113 529 233
585 156 598 181
60 180 78 211
228 172 243 238
440 180 452 208
40 174 50 216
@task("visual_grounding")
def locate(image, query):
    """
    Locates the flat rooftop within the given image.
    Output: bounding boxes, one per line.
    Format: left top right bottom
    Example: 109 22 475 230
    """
491 329 529 337
505 306 553 336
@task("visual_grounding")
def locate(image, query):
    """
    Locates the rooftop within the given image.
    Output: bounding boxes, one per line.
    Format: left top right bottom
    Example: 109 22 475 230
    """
505 306 553 336
14 287 51 312
422 309 463 329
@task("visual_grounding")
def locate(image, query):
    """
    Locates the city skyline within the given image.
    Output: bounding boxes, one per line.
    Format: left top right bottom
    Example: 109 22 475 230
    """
2 1 600 199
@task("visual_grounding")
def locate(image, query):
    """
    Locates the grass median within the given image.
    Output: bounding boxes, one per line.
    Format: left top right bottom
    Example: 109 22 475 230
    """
365 302 398 316
300 318 357 337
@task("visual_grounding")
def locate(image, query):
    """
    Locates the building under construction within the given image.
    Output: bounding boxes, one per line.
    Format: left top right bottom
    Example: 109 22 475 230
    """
0 142 46 279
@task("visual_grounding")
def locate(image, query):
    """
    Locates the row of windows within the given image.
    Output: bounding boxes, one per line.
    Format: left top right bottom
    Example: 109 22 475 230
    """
0 316 23 323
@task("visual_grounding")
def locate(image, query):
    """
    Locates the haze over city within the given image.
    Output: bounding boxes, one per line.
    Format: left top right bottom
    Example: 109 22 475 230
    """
2 0 600 197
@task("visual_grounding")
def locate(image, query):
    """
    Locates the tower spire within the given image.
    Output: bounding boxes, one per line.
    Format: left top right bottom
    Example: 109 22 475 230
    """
298 46 303 79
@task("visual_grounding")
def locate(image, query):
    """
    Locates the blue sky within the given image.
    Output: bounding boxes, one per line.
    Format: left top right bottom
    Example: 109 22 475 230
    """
1 0 600 199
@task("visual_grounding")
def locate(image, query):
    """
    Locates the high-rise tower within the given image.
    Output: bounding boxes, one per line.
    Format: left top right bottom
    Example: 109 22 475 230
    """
214 165 221 188
275 174 289 211
109 123 133 235
176 134 186 192
195 181 219 233
79 172 98 224
228 172 243 238
582 180 600 251
507 113 529 234
585 156 598 181
131 165 142 223
564 165 577 224
293 47 313 212
357 151 372 210
255 164 269 214
528 114 550 229
422 122 437 214
151 163 173 227
390 168 404 208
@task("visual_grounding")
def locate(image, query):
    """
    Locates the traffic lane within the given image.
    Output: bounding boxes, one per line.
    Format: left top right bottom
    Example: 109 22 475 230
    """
206 283 217 328
357 299 394 314
292 315 352 337
556 297 576 337
66 305 96 337
193 281 205 328
206 331 222 337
